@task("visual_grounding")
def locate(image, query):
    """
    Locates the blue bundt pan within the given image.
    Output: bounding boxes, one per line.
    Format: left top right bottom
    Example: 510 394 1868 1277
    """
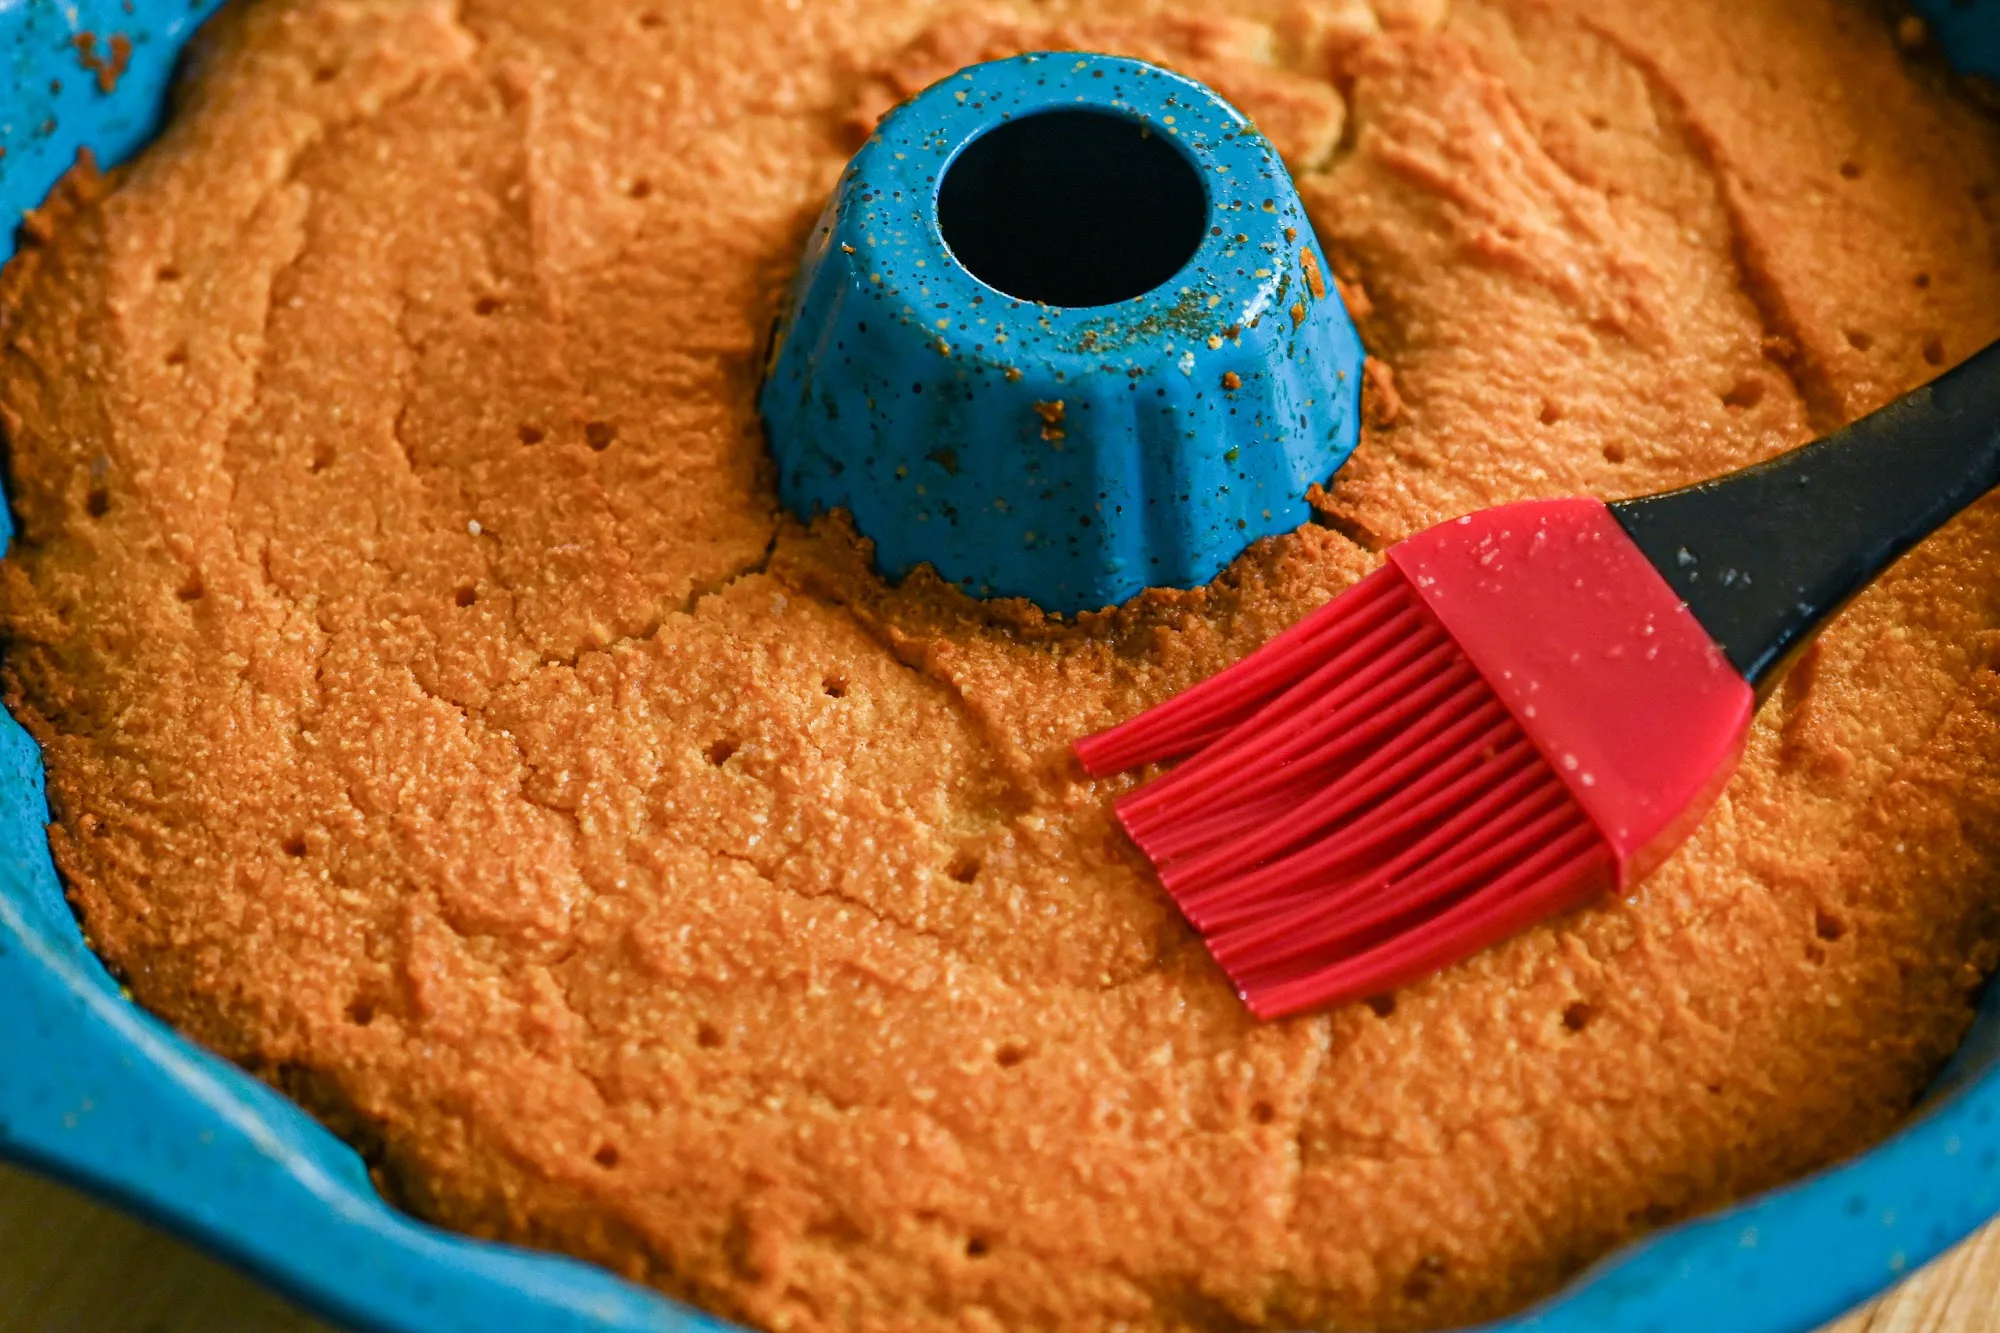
1 3 1998 1331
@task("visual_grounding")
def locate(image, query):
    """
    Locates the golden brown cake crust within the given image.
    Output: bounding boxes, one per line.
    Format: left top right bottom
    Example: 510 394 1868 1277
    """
4 2 2000 1330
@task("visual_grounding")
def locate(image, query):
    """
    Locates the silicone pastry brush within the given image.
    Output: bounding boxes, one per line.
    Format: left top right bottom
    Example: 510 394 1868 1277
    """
1077 339 2000 1019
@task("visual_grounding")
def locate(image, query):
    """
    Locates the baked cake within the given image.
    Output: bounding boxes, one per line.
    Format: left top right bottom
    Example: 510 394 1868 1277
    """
3 1 1999 1329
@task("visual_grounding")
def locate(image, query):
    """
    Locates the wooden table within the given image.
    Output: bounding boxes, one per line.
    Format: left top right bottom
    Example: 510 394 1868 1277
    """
0 1162 1989 1332
1825 1227 2000 1332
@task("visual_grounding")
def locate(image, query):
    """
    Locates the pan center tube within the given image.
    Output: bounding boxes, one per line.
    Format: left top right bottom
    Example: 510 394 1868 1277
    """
760 52 1367 614
936 108 1208 309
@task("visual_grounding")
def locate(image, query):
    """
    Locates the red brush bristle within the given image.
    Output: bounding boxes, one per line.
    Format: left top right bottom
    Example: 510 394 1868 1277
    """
1078 498 1756 1021
1074 565 1410 776
1087 564 1616 1019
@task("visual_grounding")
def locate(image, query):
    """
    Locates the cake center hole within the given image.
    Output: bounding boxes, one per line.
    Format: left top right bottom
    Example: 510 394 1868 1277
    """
937 110 1206 308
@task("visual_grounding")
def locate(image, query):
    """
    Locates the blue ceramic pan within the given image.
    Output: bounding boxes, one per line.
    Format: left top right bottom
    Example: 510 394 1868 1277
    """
1 2 1998 1330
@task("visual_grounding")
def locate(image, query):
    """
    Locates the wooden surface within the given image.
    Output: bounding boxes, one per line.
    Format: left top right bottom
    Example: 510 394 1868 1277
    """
0 1159 1991 1332
1824 1223 2000 1333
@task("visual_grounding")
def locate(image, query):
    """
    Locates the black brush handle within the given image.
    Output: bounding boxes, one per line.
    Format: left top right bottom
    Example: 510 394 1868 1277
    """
1609 339 2000 693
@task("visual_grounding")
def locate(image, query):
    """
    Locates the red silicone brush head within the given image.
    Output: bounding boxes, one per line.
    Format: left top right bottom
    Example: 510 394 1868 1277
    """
1079 498 1755 1019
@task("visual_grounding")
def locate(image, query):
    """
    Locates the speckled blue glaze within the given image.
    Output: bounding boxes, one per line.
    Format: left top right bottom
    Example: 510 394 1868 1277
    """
760 53 1365 614
1 5 1999 1333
